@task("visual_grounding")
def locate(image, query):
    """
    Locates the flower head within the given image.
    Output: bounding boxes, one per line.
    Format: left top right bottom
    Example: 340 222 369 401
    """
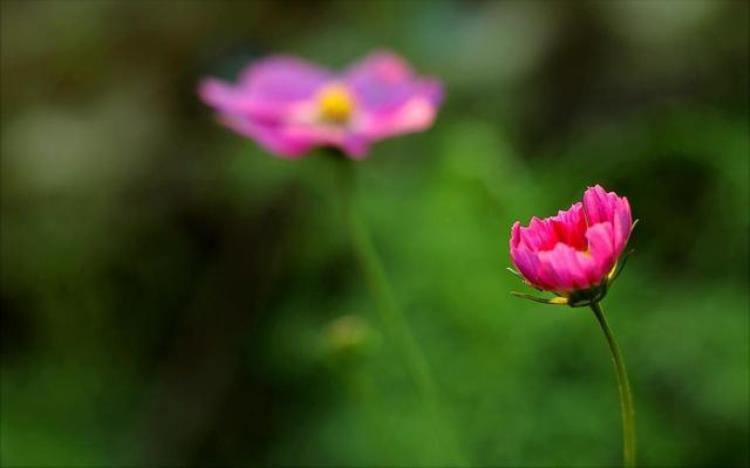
199 50 442 159
509 185 634 306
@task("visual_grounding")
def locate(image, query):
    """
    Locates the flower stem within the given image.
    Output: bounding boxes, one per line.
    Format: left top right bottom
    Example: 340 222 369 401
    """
590 301 637 467
334 157 466 466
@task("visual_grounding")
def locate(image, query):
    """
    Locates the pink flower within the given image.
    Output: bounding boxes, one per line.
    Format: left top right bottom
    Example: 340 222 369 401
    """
509 185 634 305
198 50 442 159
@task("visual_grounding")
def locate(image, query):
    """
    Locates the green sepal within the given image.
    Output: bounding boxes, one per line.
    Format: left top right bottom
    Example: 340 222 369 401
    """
566 284 608 307
511 291 568 305
507 267 543 291
506 267 524 280
630 218 639 233
609 248 635 284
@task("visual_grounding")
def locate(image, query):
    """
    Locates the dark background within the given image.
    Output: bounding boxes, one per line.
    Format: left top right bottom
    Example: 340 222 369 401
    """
1 1 748 466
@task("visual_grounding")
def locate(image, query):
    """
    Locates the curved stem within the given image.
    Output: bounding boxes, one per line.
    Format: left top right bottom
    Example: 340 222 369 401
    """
334 157 466 466
590 301 637 467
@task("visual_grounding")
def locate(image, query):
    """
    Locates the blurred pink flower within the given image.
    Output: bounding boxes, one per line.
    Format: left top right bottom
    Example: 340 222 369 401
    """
509 185 633 300
199 50 442 159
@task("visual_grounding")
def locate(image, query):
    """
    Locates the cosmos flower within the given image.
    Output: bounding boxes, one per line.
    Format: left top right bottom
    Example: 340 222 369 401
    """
199 50 442 159
509 185 639 467
509 185 634 306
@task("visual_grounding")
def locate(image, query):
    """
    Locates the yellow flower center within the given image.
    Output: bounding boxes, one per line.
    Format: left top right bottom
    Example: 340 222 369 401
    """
316 84 354 123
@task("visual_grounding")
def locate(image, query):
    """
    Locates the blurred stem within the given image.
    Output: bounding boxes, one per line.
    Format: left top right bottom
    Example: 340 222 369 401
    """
590 302 636 467
334 155 466 467
344 368 391 458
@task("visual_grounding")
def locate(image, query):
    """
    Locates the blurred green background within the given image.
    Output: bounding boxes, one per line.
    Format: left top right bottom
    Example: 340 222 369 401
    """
1 1 748 466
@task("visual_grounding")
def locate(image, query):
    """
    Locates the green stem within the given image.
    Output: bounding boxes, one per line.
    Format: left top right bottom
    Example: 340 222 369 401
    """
334 157 466 467
590 301 637 467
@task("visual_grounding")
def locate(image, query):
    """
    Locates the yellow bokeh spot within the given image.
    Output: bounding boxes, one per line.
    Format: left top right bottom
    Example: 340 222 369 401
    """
316 84 354 123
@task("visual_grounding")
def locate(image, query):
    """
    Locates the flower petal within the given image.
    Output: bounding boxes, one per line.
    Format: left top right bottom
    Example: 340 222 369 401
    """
612 196 633 256
538 243 597 291
238 56 332 103
344 51 415 106
355 91 440 140
511 245 547 289
510 221 522 250
345 50 442 140
583 185 613 225
219 116 315 158
536 249 568 291
519 217 554 251
199 78 302 123
585 222 617 280
549 202 588 250
511 222 550 288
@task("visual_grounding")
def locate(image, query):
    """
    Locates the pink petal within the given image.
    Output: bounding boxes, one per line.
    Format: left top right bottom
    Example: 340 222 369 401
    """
519 217 553 251
338 133 370 159
537 243 596 291
511 246 547 289
549 202 588 251
219 116 315 158
583 185 613 225
536 250 568 291
344 50 442 112
612 196 633 256
355 91 440 140
511 222 551 289
510 221 522 250
200 56 332 123
585 222 617 281
198 78 300 123
573 250 600 288
345 50 413 89
237 56 332 103
344 50 442 140
538 244 573 290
